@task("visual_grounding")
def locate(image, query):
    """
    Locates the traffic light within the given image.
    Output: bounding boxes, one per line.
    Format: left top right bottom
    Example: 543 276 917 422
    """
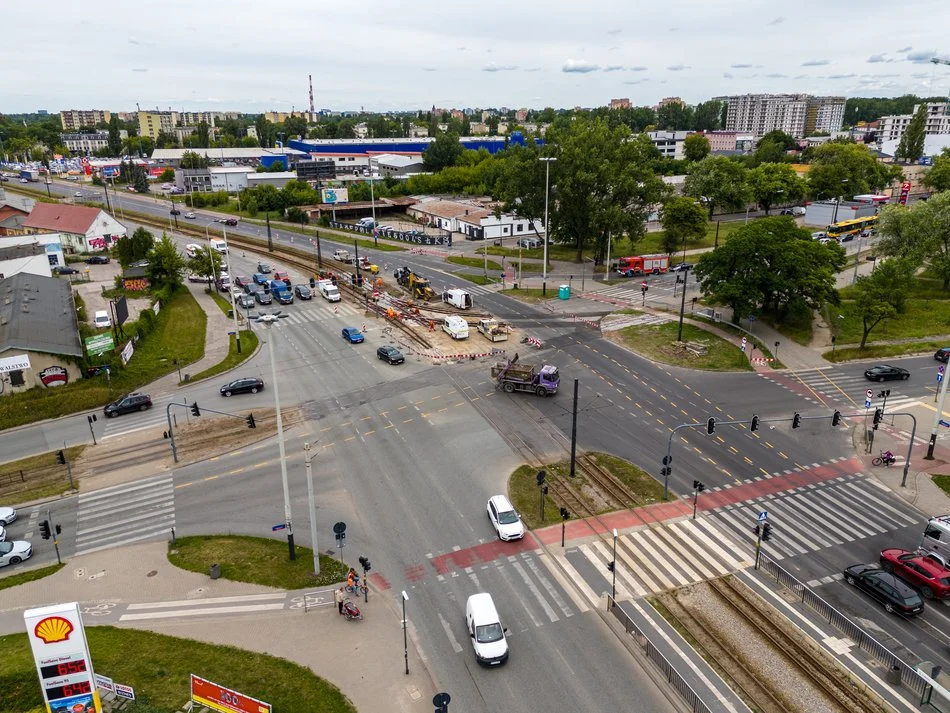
39 520 51 540
753 524 760 536
245 413 256 429
560 507 570 520
190 402 201 417
536 470 546 486
542 485 548 495
55 524 61 535
762 522 773 541
607 560 615 573
832 410 841 427
873 408 883 426
358 555 371 573
706 417 715 434
792 412 801 429
693 480 705 492
55 450 66 465
750 415 760 432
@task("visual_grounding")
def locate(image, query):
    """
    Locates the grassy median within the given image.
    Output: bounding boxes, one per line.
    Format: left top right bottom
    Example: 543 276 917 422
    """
609 317 753 371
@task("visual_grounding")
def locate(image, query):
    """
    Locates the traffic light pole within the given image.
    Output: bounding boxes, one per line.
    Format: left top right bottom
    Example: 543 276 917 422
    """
303 442 320 576
165 401 254 463
47 509 62 565
926 366 950 460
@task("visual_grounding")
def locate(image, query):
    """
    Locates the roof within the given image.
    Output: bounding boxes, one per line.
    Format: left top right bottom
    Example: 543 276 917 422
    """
22 203 100 235
375 154 424 167
0 273 82 357
457 208 492 223
150 147 305 160
0 243 47 261
410 199 488 220
123 266 148 279
247 172 297 181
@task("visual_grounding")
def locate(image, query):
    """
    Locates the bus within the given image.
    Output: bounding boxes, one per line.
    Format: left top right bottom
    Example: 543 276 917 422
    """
852 194 890 207
827 214 878 241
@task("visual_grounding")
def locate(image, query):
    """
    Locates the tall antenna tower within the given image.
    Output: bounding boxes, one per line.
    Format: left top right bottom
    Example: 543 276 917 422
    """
309 75 315 117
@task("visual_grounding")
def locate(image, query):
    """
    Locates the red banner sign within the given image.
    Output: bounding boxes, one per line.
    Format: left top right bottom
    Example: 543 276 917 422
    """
190 675 271 713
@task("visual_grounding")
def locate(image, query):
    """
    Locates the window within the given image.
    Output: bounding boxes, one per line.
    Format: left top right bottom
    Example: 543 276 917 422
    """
9 370 24 387
516 224 523 232
48 254 60 266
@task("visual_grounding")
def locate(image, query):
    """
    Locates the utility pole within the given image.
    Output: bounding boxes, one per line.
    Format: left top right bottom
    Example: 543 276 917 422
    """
569 379 579 478
303 442 320 575
266 214 274 252
926 362 950 459
676 266 690 342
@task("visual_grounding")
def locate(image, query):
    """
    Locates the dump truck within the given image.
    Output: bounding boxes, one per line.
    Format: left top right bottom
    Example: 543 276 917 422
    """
394 266 435 301
442 288 473 310
491 357 559 396
477 318 508 342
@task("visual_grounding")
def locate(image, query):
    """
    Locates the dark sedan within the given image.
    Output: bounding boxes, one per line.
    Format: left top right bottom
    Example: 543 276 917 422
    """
85 255 111 264
254 290 273 305
294 285 312 300
377 345 405 364
935 348 950 363
844 563 924 616
238 294 256 309
53 265 80 275
220 377 264 397
863 364 910 382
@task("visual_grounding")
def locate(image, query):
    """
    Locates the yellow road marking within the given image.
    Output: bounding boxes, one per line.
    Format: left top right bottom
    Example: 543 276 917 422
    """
403 418 413 424
760 467 770 476
363 430 375 436
454 402 465 407
728 446 739 454
397 405 408 410
344 436 356 442
361 416 372 421
778 451 789 460
743 456 753 465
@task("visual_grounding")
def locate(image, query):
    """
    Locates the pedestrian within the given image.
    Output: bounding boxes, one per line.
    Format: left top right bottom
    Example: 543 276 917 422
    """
335 586 345 615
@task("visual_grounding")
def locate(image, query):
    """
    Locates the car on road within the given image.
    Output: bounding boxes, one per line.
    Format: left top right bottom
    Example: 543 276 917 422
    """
864 364 910 382
273 271 291 286
342 327 364 344
170 209 181 216
0 525 4 542
234 276 252 289
0 507 16 526
840 234 855 242
218 217 239 226
257 262 272 274
52 265 80 275
19 178 28 183
671 262 693 272
880 548 950 599
238 293 256 309
104 392 152 418
487 495 525 541
254 289 272 305
187 274 207 283
376 224 394 232
253 273 269 285
275 287 293 305
73 191 83 198
843 563 924 615
376 345 404 364
85 255 110 264
0 540 32 567
294 285 312 300
220 377 264 397
935 348 950 363
170 187 184 194
184 211 196 219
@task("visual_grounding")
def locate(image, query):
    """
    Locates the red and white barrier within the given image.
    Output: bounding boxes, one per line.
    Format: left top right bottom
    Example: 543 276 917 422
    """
751 357 774 364
430 350 505 361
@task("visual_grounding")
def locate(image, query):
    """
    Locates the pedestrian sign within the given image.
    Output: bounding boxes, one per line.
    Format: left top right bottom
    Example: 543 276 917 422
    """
865 399 872 409
940 373 945 384
941 420 950 428
757 511 768 521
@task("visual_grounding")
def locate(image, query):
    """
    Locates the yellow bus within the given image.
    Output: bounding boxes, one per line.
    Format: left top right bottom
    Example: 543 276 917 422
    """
827 214 878 240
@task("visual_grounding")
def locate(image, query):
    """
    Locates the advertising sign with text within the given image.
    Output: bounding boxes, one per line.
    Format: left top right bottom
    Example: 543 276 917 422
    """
190 675 271 713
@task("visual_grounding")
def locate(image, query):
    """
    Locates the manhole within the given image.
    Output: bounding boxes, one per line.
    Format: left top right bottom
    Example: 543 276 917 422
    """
146 570 158 578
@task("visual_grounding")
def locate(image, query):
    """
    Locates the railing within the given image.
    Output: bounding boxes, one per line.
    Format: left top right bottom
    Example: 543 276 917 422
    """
607 597 715 713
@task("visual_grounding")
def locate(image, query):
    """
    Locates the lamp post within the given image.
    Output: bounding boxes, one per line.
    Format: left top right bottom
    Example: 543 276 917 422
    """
222 227 241 353
539 156 556 296
611 528 618 603
303 442 320 574
370 174 377 247
401 590 410 675
676 266 690 342
254 313 295 560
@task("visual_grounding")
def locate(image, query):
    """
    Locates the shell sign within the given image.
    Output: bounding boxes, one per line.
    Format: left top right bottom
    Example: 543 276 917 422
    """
34 616 74 643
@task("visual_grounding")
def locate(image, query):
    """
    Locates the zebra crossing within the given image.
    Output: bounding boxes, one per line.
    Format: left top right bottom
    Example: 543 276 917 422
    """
274 302 362 326
74 474 175 555
763 367 922 410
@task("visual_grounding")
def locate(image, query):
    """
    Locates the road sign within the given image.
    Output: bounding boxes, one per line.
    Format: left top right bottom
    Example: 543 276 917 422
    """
865 399 872 409
940 373 944 384
757 511 768 521
333 521 346 535
941 420 950 428
940 365 946 375
271 524 286 531
866 389 873 400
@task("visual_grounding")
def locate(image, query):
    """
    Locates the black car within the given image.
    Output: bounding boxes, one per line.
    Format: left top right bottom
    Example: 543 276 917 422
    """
294 285 312 300
53 265 80 275
220 377 264 397
170 209 181 216
258 262 272 274
85 255 111 264
377 345 405 364
255 290 273 305
844 563 924 616
935 348 950 364
219 217 239 226
864 364 910 382
104 392 152 418
671 262 693 272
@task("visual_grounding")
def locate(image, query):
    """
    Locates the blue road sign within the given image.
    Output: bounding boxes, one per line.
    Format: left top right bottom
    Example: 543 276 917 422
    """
271 524 286 531
758 511 768 521
941 420 950 428
939 373 944 384
865 399 872 409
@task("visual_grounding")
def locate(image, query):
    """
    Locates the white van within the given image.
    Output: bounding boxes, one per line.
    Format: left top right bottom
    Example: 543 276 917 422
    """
922 516 950 561
185 243 202 259
318 279 341 302
93 310 111 329
442 316 469 340
465 593 509 666
209 238 228 254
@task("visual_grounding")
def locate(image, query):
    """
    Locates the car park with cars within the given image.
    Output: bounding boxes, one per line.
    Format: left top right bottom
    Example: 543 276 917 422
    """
342 327 364 343
104 392 152 417
863 364 910 382
220 377 264 396
376 345 404 364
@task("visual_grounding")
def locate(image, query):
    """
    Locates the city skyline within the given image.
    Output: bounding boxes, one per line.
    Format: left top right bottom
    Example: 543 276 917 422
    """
3 0 949 114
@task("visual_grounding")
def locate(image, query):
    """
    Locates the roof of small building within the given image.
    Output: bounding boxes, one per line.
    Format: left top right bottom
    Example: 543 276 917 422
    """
246 171 297 180
151 147 305 160
122 266 148 279
22 203 101 235
410 199 488 220
374 154 424 167
0 273 82 357
0 242 47 261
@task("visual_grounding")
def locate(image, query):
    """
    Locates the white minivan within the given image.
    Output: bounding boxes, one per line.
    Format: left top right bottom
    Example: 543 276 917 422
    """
442 316 469 340
318 279 341 302
93 310 111 329
465 593 509 666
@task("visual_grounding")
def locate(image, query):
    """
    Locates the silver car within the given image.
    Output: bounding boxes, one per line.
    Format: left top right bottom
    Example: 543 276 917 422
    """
0 540 33 567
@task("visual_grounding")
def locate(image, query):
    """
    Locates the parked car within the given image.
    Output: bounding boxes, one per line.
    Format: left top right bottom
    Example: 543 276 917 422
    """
53 265 80 275
187 274 207 283
0 506 16 526
864 364 910 382
184 211 197 219
0 540 32 567
342 327 364 344
93 310 112 329
103 392 152 418
85 255 110 264
518 237 542 249
880 548 950 599
294 285 312 300
935 348 950 364
220 377 264 397
487 495 525 541
843 563 924 616
254 290 273 305
376 345 404 364
258 262 272 274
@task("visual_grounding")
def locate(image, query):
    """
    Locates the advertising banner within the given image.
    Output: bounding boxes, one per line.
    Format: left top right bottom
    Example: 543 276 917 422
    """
120 340 134 365
0 354 31 373
85 334 115 356
321 188 349 205
190 674 271 713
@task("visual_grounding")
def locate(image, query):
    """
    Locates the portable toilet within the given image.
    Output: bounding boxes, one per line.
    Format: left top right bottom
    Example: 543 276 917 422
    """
559 284 570 300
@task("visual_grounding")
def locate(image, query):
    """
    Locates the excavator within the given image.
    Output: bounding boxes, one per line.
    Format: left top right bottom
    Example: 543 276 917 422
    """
394 266 435 301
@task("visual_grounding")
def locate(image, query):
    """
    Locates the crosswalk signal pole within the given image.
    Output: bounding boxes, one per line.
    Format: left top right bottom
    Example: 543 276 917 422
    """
47 509 62 565
927 366 950 460
754 519 764 570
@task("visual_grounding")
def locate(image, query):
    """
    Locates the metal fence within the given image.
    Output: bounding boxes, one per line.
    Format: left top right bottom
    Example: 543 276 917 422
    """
607 597 714 713
328 221 452 247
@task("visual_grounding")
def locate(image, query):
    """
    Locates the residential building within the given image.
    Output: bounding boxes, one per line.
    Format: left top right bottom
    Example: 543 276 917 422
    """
138 111 180 140
0 238 62 279
705 131 737 153
408 125 430 138
60 131 127 154
59 110 111 131
0 202 30 236
354 123 370 139
657 97 686 109
178 111 217 126
0 272 84 394
407 198 544 241
877 103 950 143
264 111 291 124
719 94 845 138
647 130 690 159
806 96 846 135
515 109 528 122
609 98 631 110
469 123 489 135
22 204 127 253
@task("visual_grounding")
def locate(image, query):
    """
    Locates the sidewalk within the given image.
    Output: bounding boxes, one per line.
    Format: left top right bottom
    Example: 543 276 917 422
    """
0 542 434 713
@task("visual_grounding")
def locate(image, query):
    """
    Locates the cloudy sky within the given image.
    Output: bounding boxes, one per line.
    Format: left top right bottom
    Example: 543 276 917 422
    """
4 0 949 114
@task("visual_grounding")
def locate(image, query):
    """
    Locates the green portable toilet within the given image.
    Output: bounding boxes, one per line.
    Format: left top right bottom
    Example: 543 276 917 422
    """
558 284 570 300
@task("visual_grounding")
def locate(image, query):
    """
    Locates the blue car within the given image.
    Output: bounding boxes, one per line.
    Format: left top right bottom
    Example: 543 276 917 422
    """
253 273 268 285
342 327 364 344
276 288 293 305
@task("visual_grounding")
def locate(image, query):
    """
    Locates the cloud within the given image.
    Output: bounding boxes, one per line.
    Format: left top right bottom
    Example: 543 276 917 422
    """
606 28 622 35
801 59 830 66
911 72 931 79
669 27 679 32
482 64 518 72
667 64 691 71
523 67 542 73
131 68 148 73
906 49 936 63
897 46 912 53
628 66 648 71
604 65 624 72
723 72 734 79
456 46 468 52
422 67 438 72
767 16 784 25
867 54 890 63
562 59 599 73
793 74 807 79
624 79 649 85
730 63 754 68
827 73 857 79
765 73 788 78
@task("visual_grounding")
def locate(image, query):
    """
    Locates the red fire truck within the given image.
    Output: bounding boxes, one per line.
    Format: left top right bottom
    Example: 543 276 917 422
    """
613 254 669 276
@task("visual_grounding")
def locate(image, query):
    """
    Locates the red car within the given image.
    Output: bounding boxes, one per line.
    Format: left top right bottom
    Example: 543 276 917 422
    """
880 548 950 599
273 271 291 286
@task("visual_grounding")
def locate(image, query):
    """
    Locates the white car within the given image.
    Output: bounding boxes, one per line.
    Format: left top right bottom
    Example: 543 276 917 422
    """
93 310 112 329
0 506 16 526
0 540 33 567
187 274 207 283
73 191 83 198
0 524 5 542
184 211 196 219
487 495 525 541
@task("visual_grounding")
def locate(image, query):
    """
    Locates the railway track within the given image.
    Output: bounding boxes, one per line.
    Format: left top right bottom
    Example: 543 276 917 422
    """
575 454 645 510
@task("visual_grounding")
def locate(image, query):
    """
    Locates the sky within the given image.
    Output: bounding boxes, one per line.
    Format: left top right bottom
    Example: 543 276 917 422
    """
4 0 949 114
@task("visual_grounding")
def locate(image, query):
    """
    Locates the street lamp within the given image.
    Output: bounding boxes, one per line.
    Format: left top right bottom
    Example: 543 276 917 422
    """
539 156 556 295
401 590 410 675
369 173 377 247
303 442 320 575
252 312 295 560
611 528 618 604
221 227 241 354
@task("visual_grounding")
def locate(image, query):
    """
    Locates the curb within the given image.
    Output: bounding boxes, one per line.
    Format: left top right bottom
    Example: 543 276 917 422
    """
176 334 265 388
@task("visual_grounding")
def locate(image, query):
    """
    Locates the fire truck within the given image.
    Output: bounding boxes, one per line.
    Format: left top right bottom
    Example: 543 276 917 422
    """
612 254 669 276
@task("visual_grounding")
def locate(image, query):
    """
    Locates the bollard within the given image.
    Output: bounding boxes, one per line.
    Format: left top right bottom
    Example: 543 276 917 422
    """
886 664 901 685
210 563 221 580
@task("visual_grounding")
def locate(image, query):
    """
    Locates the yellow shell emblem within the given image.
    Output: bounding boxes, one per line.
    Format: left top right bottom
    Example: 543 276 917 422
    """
34 616 74 643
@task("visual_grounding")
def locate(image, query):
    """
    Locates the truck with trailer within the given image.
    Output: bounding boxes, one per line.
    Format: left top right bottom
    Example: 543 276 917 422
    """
19 169 39 182
442 288 473 310
613 254 669 276
477 318 508 342
491 357 559 397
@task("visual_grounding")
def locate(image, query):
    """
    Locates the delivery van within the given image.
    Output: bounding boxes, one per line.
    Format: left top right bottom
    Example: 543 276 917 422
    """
318 279 341 302
442 315 469 340
465 593 509 666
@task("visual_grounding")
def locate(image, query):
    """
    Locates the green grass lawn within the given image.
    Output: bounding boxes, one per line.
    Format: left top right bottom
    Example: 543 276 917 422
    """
0 563 65 592
0 446 86 502
447 255 504 271
691 315 785 368
0 289 206 430
933 475 950 497
0 626 355 713
635 220 742 255
612 319 753 371
835 278 950 345
823 340 949 363
168 535 350 589
509 465 573 529
451 271 499 286
499 287 552 303
187 330 260 383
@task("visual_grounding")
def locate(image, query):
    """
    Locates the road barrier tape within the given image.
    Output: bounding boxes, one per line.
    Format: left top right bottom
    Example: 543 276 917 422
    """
430 349 506 362
569 313 602 329
751 357 774 364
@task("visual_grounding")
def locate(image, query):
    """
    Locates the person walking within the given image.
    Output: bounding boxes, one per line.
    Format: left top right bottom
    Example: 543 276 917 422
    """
335 586 345 615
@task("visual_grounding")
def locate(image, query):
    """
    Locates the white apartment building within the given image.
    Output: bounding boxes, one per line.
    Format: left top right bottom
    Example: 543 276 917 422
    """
719 94 845 138
60 131 128 154
877 103 950 143
647 131 689 159
59 110 111 131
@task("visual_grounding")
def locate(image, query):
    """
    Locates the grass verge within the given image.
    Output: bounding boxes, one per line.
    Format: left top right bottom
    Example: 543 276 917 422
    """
587 452 665 504
0 563 65 592
168 535 350 589
187 330 260 383
934 475 950 497
691 315 785 369
0 289 205 430
447 255 504 271
451 271 500 286
509 465 571 529
835 277 950 345
610 319 753 371
0 446 86 502
0 626 355 713
822 340 947 363
499 287 551 304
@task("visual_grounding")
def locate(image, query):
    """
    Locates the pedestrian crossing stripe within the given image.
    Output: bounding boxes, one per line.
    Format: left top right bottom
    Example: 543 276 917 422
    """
75 475 175 556
276 305 361 325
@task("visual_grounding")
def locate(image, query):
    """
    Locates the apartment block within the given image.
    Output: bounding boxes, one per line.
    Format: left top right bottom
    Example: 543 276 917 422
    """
60 131 127 154
719 94 844 138
878 103 950 143
59 110 112 131
138 111 180 140
609 98 631 110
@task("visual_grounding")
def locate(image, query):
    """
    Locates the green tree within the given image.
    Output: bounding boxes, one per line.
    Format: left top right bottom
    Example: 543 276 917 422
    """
747 163 806 215
241 135 260 148
428 113 440 137
807 142 900 199
180 151 209 169
146 234 186 288
283 114 308 139
423 132 464 171
155 131 179 149
923 147 950 192
851 258 914 348
684 156 749 217
876 192 950 288
158 168 175 182
115 227 155 267
660 197 707 255
692 101 722 131
486 115 499 136
657 103 693 130
187 248 223 288
683 134 710 162
255 116 277 147
107 115 123 156
195 121 210 148
895 104 928 162
132 165 149 193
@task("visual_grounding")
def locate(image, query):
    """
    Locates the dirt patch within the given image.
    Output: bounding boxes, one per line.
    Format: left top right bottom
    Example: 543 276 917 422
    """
74 262 151 327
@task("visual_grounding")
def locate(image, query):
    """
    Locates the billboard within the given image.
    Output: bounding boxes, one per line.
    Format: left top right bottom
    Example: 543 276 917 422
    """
321 188 348 205
191 674 271 713
113 296 129 327
85 333 115 356
0 353 31 373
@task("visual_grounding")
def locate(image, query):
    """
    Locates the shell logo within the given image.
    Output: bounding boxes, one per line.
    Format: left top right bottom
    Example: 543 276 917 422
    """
34 616 74 644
